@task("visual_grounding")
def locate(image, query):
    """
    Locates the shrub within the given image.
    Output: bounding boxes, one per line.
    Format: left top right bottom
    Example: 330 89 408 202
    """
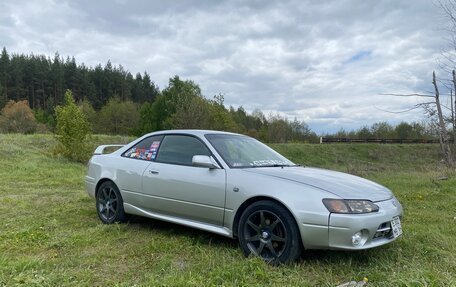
35 109 56 131
0 100 37 133
54 90 91 162
79 99 97 132
96 98 138 135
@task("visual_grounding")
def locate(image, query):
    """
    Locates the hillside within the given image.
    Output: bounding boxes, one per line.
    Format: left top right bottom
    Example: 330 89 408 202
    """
271 143 443 174
0 134 455 286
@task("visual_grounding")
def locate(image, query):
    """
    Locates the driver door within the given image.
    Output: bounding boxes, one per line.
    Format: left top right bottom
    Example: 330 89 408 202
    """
141 134 226 226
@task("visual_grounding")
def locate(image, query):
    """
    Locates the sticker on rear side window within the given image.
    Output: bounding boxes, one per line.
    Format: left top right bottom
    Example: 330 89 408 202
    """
124 139 162 160
150 141 160 151
147 141 161 160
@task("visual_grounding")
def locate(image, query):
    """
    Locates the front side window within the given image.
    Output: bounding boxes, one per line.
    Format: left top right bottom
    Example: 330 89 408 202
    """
205 134 295 168
155 135 211 166
123 135 164 161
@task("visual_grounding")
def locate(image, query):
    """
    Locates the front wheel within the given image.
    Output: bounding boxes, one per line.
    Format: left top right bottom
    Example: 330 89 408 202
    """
96 181 127 224
238 200 302 264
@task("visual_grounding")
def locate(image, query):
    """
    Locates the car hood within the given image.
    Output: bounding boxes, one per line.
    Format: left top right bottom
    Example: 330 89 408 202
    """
243 166 392 202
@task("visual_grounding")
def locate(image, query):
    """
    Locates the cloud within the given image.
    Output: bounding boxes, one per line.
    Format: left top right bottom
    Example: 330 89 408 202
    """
0 0 450 133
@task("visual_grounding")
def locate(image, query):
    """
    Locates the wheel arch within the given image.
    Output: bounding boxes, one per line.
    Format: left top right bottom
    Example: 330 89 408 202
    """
232 196 302 243
95 178 118 196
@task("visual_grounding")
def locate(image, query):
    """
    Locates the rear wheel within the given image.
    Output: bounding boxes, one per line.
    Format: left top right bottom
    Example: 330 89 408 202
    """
238 200 302 264
96 181 127 224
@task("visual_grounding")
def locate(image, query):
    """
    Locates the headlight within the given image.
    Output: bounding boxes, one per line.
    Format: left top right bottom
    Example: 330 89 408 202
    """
322 198 379 214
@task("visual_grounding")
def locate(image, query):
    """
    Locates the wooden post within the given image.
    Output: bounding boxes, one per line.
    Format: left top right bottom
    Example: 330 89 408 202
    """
453 70 456 143
433 71 453 165
451 89 454 128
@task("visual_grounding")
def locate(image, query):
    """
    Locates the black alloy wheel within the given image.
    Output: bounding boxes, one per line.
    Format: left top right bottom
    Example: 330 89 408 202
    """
238 200 302 264
96 181 127 224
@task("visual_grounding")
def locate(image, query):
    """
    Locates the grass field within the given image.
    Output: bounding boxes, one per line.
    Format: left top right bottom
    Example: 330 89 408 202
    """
0 134 455 286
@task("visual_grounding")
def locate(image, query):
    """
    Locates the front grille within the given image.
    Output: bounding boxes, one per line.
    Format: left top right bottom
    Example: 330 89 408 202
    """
373 222 393 240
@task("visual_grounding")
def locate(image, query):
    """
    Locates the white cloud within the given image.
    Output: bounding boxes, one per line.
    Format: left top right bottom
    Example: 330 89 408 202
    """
0 0 451 133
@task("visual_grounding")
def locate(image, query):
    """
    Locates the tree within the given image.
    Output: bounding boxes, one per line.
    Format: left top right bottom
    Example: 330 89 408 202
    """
141 72 159 102
34 108 55 130
79 99 97 132
151 76 205 130
206 94 239 132
394 122 414 139
354 126 369 139
432 71 453 164
382 71 454 166
0 100 37 133
51 52 65 106
230 106 247 132
54 90 91 162
288 118 316 142
136 101 159 135
97 97 139 135
0 48 162 113
266 114 289 143
170 95 210 129
0 82 5 109
0 47 9 106
332 128 348 138
370 121 394 139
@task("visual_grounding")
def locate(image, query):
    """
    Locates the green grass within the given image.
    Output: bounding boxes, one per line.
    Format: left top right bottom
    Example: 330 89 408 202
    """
0 134 455 286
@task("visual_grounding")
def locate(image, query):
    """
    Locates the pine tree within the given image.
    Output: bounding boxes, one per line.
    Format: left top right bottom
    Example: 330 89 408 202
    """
0 47 10 105
0 82 5 109
54 90 91 162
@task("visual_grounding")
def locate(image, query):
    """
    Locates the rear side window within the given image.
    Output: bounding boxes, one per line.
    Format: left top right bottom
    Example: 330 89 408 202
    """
156 135 211 166
123 135 164 161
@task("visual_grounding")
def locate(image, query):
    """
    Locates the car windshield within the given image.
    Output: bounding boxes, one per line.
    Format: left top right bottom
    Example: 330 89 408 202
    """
205 134 296 168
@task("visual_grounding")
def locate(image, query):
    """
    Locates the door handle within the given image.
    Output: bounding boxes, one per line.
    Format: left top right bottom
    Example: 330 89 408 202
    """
149 170 159 175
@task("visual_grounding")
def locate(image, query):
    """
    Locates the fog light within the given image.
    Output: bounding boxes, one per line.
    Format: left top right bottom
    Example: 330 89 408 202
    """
352 231 363 246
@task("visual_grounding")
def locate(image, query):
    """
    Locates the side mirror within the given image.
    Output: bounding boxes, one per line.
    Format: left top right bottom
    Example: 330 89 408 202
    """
192 155 220 169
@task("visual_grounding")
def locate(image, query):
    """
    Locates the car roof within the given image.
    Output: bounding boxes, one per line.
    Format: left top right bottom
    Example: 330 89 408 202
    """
143 129 243 138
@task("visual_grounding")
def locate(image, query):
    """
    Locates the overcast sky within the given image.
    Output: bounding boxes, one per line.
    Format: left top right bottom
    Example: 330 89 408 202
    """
0 0 453 133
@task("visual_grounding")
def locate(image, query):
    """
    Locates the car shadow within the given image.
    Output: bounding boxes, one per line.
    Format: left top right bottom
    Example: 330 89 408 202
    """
124 215 397 266
298 245 397 266
125 215 238 248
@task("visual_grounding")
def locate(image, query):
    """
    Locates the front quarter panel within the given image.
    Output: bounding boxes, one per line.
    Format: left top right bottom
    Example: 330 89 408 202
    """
225 168 333 249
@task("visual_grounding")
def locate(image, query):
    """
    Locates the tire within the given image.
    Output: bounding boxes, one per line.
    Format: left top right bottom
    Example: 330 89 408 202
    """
96 181 127 224
238 200 302 264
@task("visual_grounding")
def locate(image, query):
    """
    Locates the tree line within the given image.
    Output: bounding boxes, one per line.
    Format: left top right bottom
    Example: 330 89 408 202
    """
0 47 159 112
325 121 438 140
0 48 442 143
0 48 317 142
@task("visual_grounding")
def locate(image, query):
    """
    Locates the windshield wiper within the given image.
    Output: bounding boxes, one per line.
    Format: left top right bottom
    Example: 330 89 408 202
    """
251 164 301 168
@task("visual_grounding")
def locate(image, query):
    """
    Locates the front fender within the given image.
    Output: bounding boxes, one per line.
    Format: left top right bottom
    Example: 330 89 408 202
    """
225 169 333 249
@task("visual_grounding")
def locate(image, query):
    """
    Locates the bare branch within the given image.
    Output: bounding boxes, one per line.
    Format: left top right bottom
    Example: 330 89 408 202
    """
374 102 434 114
379 93 435 98
441 103 453 111
373 106 422 114
419 101 439 105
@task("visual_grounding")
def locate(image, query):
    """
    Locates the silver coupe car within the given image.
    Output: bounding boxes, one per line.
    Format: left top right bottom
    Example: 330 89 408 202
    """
85 130 403 263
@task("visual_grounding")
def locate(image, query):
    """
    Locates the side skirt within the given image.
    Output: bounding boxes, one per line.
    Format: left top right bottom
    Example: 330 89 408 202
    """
123 203 233 238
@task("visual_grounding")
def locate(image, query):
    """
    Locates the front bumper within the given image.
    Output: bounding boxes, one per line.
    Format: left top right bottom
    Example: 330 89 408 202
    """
327 197 403 250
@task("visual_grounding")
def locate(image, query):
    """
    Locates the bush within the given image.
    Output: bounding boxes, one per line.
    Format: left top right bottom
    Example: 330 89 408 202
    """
96 98 138 135
79 99 97 132
54 90 91 162
35 109 56 131
0 100 37 133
